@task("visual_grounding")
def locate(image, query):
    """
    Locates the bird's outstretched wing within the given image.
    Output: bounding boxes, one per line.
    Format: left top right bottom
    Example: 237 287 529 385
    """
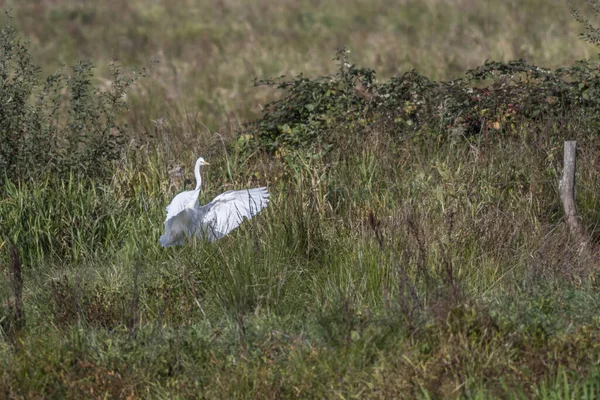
196 187 270 241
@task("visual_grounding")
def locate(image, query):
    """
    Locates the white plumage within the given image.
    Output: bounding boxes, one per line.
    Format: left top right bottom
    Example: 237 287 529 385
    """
159 157 270 247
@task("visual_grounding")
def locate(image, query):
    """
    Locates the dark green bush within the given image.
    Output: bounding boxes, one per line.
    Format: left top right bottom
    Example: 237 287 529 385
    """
0 15 135 183
248 48 376 153
247 50 600 156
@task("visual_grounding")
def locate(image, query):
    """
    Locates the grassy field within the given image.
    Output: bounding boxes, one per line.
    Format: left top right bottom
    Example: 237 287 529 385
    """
3 0 600 398
1 0 596 136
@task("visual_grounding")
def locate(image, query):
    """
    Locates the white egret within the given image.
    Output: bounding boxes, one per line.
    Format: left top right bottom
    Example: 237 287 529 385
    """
159 157 270 247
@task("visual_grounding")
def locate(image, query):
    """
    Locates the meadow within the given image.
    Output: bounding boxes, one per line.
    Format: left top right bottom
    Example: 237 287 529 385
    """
3 0 600 398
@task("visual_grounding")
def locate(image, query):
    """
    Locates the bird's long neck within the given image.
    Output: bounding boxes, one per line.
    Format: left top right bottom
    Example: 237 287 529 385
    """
194 163 202 191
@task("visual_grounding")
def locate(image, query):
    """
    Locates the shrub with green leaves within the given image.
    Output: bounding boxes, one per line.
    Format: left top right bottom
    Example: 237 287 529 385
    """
0 15 143 267
248 50 600 156
0 15 134 183
248 48 376 154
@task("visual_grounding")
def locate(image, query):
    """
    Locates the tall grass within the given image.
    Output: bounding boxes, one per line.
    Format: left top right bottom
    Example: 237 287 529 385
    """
3 119 600 396
3 0 600 397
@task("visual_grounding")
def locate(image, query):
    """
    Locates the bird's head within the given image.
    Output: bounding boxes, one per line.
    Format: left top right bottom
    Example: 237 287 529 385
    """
196 157 210 167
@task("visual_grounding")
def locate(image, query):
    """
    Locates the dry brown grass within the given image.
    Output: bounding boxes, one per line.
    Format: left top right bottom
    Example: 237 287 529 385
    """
1 0 595 143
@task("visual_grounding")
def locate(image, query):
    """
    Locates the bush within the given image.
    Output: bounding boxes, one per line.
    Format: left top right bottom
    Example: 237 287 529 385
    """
247 49 600 156
247 48 376 154
0 14 136 183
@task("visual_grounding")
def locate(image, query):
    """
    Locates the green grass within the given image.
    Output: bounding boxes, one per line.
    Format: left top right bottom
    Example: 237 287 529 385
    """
3 0 600 398
4 130 600 397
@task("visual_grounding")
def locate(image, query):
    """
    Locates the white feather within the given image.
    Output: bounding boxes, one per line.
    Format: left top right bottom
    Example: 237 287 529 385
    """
159 157 269 247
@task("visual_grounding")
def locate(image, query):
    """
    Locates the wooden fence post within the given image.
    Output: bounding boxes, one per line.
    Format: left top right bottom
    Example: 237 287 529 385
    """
559 140 591 257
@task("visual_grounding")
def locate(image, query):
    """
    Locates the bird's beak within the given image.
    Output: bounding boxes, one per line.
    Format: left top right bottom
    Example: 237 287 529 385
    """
203 161 210 166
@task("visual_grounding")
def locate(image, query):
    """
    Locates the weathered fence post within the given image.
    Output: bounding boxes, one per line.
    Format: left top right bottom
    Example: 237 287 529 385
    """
559 141 591 257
